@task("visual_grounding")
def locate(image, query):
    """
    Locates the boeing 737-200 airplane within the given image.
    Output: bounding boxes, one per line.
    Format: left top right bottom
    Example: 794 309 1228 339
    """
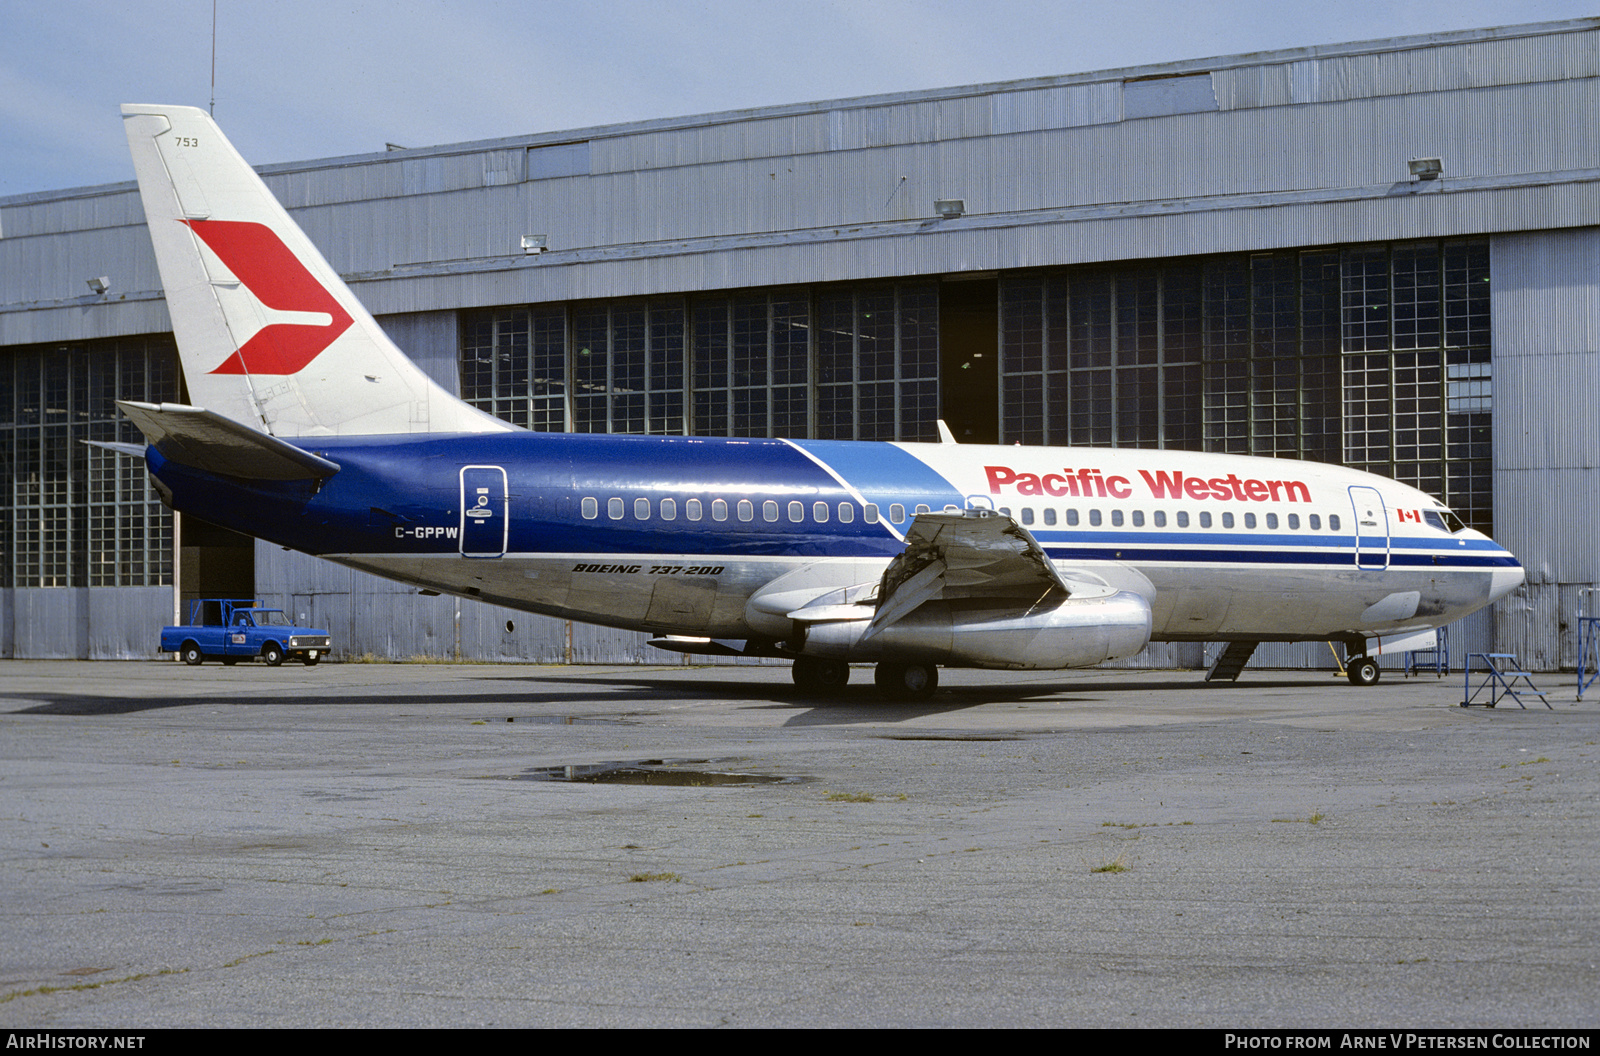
111 104 1524 697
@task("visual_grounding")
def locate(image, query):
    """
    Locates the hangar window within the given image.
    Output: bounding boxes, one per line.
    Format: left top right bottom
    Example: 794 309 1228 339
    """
998 239 1491 533
2 336 179 588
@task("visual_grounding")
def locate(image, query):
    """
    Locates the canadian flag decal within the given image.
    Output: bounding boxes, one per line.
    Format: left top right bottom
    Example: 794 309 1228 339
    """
180 219 354 375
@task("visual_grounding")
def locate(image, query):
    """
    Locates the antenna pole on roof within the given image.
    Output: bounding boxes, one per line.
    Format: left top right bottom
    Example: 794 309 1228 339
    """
209 0 217 116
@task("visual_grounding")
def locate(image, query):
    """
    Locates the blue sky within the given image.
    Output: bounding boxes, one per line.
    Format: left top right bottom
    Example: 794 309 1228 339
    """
2 0 1594 197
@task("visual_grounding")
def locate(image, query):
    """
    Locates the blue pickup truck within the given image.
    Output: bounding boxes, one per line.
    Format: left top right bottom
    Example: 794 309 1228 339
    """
161 599 333 667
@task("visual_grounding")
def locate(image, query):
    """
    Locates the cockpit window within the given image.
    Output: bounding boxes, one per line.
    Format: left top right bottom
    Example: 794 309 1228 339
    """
1425 508 1469 534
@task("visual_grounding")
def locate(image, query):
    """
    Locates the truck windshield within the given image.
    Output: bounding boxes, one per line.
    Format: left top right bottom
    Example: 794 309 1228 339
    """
250 610 292 626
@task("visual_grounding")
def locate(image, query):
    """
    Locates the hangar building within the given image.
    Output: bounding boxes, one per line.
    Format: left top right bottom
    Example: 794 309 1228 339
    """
2 18 1595 670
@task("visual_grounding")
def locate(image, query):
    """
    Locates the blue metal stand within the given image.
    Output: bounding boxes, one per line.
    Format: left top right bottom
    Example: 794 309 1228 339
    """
1577 590 1600 702
1461 653 1550 709
1404 626 1449 678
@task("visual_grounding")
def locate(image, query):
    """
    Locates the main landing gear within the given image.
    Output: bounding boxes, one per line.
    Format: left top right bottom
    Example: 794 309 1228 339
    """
791 658 939 701
1346 655 1381 687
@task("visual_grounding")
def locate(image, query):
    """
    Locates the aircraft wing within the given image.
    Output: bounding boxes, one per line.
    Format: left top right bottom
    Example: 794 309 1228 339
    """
117 401 341 481
863 509 1071 635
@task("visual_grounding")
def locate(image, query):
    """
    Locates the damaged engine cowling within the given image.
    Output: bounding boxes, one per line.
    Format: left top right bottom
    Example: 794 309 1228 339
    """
786 582 1152 670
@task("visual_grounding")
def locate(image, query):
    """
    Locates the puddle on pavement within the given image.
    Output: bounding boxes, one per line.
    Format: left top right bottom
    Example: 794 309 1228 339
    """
514 758 805 786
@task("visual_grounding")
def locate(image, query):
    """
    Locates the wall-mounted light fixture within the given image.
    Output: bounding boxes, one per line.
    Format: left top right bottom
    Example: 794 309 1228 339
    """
1408 158 1443 181
521 234 548 255
86 276 109 295
934 199 965 219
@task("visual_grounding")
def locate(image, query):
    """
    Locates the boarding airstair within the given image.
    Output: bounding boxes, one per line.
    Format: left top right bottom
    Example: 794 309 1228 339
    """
1404 626 1449 678
1205 641 1258 682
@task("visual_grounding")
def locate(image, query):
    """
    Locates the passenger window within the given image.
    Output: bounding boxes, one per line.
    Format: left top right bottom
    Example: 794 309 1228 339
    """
1131 510 1144 527
687 498 703 521
660 498 677 521
837 503 853 523
1265 513 1278 529
763 501 778 522
1153 510 1166 528
1043 509 1057 526
1329 514 1341 531
813 502 829 523
608 498 624 520
1066 509 1079 526
581 497 598 520
1199 512 1212 528
1111 510 1124 527
1309 514 1320 530
1089 510 1102 527
1222 513 1235 529
890 504 906 523
915 504 930 515
1021 508 1034 525
634 498 650 520
1287 514 1298 530
944 504 961 513
1176 511 1189 528
1243 513 1255 529
864 504 879 523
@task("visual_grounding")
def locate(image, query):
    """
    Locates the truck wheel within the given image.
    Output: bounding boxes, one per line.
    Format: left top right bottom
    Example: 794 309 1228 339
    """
262 643 285 667
181 643 203 666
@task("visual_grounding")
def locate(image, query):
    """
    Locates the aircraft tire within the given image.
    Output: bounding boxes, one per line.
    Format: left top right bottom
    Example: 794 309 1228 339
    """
302 656 320 667
1347 656 1381 686
792 657 848 692
262 643 285 667
181 643 203 667
875 662 938 701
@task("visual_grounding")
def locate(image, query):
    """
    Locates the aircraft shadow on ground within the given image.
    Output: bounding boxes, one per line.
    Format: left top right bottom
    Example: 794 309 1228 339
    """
4 672 1359 721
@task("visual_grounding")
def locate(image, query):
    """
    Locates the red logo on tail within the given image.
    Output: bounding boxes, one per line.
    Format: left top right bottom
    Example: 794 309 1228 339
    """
181 220 353 375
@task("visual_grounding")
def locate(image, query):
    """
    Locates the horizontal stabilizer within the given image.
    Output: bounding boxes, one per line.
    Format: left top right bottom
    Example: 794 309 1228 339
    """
117 401 341 481
82 440 148 459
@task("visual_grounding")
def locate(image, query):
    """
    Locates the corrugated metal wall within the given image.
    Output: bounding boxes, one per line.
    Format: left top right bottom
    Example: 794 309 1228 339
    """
1492 228 1600 670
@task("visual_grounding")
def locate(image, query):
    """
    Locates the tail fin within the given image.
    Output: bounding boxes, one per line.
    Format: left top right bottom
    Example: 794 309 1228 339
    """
121 104 512 438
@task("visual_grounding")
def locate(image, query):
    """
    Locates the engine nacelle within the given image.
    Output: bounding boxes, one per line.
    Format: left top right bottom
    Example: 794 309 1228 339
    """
793 587 1152 670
